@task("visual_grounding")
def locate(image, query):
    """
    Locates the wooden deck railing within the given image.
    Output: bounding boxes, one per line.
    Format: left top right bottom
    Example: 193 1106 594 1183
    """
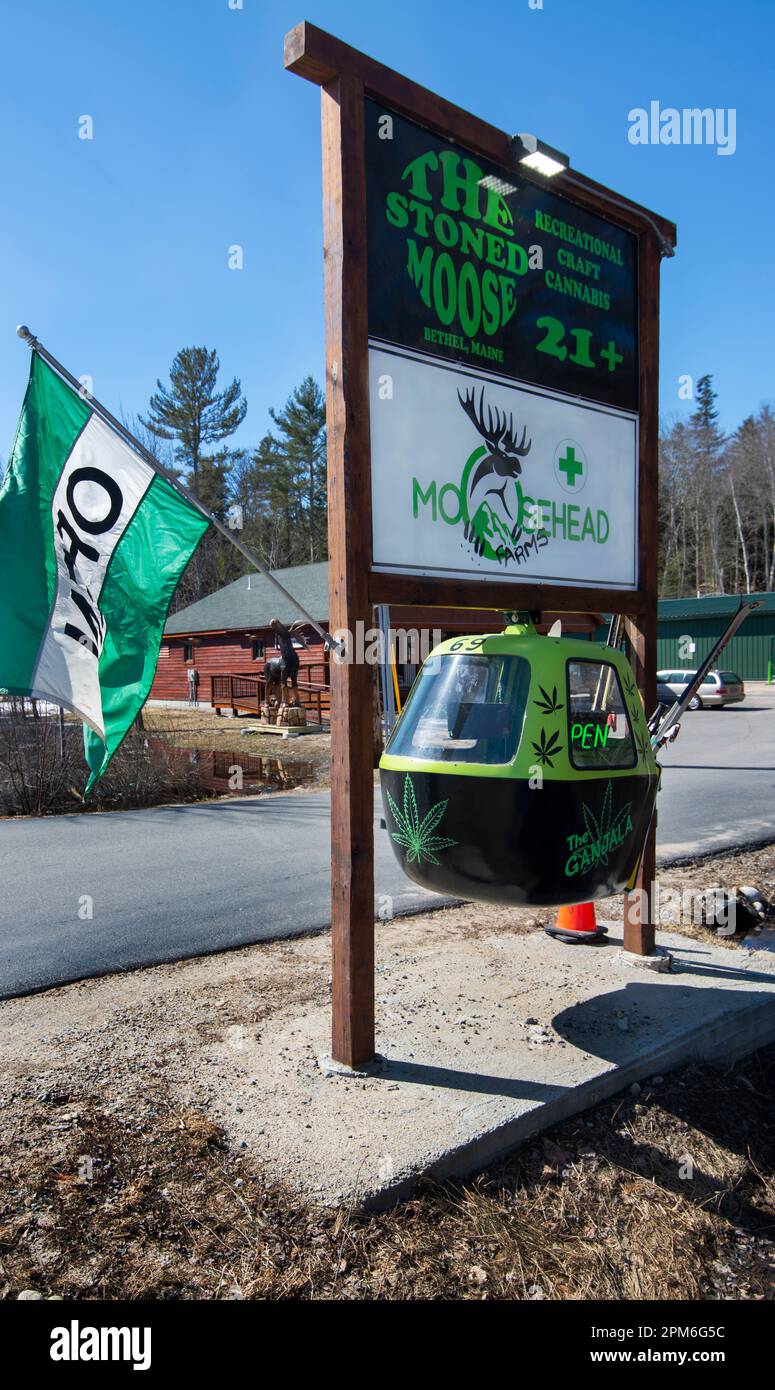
210 671 330 726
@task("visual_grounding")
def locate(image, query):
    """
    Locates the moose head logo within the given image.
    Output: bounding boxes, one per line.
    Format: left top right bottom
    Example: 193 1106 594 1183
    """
457 386 533 555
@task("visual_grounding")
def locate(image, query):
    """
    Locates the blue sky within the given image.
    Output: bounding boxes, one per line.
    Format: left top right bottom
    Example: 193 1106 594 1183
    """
0 0 772 462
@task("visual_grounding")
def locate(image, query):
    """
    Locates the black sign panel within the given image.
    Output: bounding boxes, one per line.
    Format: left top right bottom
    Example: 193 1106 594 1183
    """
365 100 639 413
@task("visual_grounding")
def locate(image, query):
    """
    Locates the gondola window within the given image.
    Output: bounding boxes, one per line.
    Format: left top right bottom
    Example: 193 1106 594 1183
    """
385 654 530 765
566 660 636 770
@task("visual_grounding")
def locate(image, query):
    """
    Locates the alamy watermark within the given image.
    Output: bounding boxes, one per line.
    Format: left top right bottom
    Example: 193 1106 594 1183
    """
626 880 737 936
628 101 736 156
330 622 442 666
51 1321 151 1370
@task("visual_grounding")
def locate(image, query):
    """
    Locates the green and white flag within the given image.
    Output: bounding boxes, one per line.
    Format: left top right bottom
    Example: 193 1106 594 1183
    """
0 352 209 791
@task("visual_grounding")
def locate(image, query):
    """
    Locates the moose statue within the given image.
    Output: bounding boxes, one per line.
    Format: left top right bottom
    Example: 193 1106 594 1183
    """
265 618 309 707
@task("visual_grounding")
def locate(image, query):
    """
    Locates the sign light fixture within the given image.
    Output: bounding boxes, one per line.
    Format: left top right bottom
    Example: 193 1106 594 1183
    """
513 133 569 178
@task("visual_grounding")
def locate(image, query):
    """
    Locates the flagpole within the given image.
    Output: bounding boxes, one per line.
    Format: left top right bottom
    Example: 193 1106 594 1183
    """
16 326 341 654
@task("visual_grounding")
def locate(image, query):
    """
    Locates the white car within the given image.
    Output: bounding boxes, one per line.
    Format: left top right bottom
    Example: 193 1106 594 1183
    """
656 669 745 710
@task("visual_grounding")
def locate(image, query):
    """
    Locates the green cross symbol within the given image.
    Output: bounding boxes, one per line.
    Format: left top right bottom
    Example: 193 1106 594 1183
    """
600 339 624 372
558 445 583 487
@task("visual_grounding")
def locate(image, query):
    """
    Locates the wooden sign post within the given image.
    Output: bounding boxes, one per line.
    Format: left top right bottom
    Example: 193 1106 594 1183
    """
286 21 676 1067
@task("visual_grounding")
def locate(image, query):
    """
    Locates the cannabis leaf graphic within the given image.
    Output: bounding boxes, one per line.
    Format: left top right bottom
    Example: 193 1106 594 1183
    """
622 670 638 702
610 668 642 732
385 774 458 866
530 726 563 767
635 729 651 763
533 684 564 715
580 782 633 868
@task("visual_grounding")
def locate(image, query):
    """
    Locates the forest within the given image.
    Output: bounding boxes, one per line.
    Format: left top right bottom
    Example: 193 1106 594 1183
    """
659 374 775 597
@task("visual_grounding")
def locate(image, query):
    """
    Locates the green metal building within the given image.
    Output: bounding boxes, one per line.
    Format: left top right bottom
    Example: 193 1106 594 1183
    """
656 593 775 682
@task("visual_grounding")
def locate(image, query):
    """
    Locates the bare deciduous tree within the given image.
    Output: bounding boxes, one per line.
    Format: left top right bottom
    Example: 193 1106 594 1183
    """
659 380 775 597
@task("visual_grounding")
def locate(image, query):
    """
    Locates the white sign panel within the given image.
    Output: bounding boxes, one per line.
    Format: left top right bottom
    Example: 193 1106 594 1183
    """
369 345 638 590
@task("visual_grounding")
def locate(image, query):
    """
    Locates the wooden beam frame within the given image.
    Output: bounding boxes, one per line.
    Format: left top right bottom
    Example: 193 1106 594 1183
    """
287 22 674 1062
623 229 662 955
321 73 376 1066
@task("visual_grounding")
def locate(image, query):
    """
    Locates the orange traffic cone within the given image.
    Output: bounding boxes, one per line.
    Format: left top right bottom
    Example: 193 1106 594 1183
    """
545 901 607 943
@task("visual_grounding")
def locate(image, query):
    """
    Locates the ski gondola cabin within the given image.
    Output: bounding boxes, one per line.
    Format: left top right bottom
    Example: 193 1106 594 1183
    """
379 619 659 907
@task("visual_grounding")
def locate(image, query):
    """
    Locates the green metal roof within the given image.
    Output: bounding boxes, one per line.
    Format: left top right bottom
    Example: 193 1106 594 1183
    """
165 560 329 635
658 592 775 622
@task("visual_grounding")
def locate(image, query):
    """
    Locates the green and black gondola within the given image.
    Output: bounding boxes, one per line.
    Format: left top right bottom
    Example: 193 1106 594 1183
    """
379 618 659 907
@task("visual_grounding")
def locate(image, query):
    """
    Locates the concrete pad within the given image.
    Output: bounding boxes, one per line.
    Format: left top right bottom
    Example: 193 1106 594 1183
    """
196 921 775 1207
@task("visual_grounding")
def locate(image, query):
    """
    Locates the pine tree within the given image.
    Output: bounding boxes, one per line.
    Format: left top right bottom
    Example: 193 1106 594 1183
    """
688 374 727 593
197 449 232 518
141 347 247 491
228 434 294 571
159 370 328 607
269 377 327 563
690 375 723 458
254 433 298 567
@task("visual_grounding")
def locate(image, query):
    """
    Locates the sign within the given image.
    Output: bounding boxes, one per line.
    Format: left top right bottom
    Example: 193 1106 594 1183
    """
286 20 674 1065
369 345 638 588
365 101 640 592
365 100 638 413
571 721 611 751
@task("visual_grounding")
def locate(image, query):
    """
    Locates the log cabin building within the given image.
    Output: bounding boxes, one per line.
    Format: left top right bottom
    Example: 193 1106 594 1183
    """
150 559 606 726
150 562 332 721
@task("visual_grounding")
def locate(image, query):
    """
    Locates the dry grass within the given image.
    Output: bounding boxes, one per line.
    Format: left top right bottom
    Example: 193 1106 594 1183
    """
144 706 331 758
0 704 332 816
2 1047 774 1301
0 706 210 816
654 840 775 950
